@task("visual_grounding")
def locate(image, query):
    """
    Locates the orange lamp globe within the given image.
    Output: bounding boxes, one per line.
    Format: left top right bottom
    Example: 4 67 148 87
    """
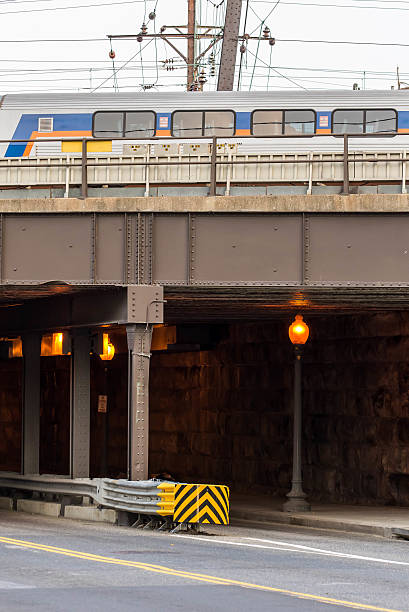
100 333 115 361
289 314 309 345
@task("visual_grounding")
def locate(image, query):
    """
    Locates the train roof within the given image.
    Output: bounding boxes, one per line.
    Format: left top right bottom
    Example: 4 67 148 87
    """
1 89 409 111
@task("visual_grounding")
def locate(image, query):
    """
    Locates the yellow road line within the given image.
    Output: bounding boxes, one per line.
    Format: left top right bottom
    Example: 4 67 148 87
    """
0 535 401 612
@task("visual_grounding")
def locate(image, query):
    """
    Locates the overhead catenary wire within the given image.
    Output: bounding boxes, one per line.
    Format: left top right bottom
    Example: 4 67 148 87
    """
92 38 154 92
249 0 281 35
0 0 149 15
260 0 409 9
1 0 409 94
237 0 250 90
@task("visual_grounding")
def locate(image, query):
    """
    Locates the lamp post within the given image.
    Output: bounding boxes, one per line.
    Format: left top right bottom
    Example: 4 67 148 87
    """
283 314 311 513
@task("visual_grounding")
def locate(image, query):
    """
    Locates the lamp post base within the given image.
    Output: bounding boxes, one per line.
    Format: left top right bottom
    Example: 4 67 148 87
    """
283 488 311 513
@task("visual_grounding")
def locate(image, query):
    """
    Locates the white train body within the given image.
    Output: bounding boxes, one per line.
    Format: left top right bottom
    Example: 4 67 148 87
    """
1 90 409 159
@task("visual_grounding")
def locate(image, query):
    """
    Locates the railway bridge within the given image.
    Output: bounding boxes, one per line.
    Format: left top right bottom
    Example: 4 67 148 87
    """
1 192 409 509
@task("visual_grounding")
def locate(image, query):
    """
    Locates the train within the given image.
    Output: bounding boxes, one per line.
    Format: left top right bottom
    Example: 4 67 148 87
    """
1 89 409 158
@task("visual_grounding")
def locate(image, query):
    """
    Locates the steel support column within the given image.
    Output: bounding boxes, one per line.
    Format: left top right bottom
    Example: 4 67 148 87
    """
126 324 153 481
71 330 91 478
22 333 41 474
217 0 242 90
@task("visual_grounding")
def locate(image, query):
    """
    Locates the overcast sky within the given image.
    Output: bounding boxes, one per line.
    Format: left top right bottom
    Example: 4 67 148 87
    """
0 0 408 93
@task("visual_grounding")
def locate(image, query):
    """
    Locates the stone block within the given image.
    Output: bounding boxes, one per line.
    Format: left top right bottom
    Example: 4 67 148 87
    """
64 505 118 524
17 499 61 517
0 497 13 511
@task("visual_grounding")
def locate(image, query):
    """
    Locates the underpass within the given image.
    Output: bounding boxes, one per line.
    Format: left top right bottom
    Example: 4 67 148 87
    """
0 193 409 515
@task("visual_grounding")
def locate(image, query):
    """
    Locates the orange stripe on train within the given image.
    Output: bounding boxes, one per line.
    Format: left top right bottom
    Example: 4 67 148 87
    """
23 130 93 156
235 129 251 136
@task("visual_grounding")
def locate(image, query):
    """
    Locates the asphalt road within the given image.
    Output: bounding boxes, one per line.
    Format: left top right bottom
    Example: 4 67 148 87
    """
0 510 409 611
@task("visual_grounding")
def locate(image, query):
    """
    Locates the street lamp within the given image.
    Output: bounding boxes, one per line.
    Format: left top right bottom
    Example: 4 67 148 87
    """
283 314 311 513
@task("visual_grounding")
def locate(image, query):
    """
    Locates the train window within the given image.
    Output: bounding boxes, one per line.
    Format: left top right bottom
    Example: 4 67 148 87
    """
252 110 283 136
332 110 364 134
204 111 235 136
124 112 155 137
332 109 397 134
251 110 315 135
365 110 396 133
284 110 315 135
93 112 124 137
172 111 202 137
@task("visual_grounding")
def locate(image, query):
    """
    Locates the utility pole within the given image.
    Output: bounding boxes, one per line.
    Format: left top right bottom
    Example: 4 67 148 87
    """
187 0 196 90
107 0 275 92
108 0 222 91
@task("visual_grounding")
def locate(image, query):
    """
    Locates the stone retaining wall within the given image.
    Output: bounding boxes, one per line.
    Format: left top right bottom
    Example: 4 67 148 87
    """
149 313 409 506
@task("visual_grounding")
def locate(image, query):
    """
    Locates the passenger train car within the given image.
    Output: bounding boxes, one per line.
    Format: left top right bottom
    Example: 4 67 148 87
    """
0 89 409 158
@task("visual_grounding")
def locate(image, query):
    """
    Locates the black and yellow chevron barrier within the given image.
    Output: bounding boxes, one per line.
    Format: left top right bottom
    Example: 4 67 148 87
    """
157 482 230 525
175 483 229 525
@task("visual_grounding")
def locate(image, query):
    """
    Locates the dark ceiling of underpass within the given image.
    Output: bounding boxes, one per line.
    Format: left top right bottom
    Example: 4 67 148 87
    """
163 287 409 322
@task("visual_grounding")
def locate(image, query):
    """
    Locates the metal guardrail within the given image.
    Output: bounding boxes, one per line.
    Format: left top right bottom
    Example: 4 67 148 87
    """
0 133 407 198
100 479 168 515
0 474 230 528
0 473 100 501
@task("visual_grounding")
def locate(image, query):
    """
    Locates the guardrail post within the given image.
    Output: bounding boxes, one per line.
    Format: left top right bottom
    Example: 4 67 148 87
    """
209 136 217 196
126 324 153 481
81 139 88 199
22 333 41 475
71 330 91 478
342 134 350 195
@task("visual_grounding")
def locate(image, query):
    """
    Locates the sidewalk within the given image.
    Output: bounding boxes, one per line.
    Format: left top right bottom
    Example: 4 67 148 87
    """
230 494 409 538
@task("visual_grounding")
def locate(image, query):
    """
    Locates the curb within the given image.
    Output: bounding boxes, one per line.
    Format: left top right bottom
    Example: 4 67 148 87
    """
230 508 393 538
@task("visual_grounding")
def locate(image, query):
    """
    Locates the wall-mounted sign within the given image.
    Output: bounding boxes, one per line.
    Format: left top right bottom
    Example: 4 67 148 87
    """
98 394 108 413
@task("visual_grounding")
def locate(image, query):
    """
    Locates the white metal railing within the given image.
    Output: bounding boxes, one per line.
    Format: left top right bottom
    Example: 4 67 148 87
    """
0 150 408 196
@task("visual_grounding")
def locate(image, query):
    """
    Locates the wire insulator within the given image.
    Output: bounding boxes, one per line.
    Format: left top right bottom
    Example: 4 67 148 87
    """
269 37 276 46
109 50 115 59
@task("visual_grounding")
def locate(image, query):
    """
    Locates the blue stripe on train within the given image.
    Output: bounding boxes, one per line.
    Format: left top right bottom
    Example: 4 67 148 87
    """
156 113 171 131
316 111 331 130
235 112 251 130
5 113 92 157
398 111 409 131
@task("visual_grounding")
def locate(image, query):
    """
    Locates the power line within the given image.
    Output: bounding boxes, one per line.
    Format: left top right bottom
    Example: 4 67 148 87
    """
237 0 250 90
92 38 154 92
249 0 281 35
0 0 147 14
251 0 409 4
246 48 308 89
270 0 409 10
0 38 106 42
276 37 409 47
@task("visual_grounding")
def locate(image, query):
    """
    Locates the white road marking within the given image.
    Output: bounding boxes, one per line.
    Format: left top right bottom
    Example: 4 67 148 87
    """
0 580 34 589
246 537 409 566
172 534 409 567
